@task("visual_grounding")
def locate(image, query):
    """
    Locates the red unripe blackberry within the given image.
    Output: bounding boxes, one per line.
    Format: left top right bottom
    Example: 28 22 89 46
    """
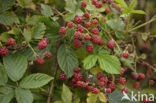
143 98 150 103
67 21 74 28
36 57 45 65
92 36 103 45
105 8 110 14
84 78 90 83
100 77 108 84
76 25 84 33
92 19 98 25
95 2 103 8
6 38 15 45
82 82 88 88
149 80 155 85
97 72 103 80
92 0 97 5
105 88 112 93
99 82 105 88
0 46 8 56
88 86 94 91
84 34 91 40
111 3 117 8
86 44 94 53
85 22 91 28
74 16 83 24
107 40 115 50
74 32 82 39
76 81 83 87
107 0 113 4
74 72 83 81
92 88 100 94
59 72 67 80
81 1 87 8
74 67 80 73
122 88 128 93
44 52 52 58
119 77 126 85
123 52 129 59
107 83 116 91
133 82 140 89
91 28 99 34
38 40 48 50
73 39 82 48
84 12 90 18
59 27 66 35
121 68 125 75
72 78 77 83
103 0 107 3
131 72 139 80
41 38 49 44
138 73 145 80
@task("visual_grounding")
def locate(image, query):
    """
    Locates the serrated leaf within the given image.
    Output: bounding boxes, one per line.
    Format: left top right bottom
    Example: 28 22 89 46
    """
141 33 148 41
0 32 12 42
23 29 32 42
98 54 121 74
87 92 98 103
15 88 33 103
41 4 53 17
17 0 35 9
62 84 72 103
98 92 107 103
19 73 53 89
0 0 16 12
114 0 128 9
129 0 137 11
31 23 46 39
3 53 28 82
83 55 98 70
0 64 8 86
130 10 146 14
76 9 84 16
57 44 79 77
0 87 14 103
64 13 75 22
0 12 20 26
65 0 77 13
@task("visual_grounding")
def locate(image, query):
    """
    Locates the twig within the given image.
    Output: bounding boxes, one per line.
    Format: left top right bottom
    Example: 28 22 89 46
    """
47 39 61 103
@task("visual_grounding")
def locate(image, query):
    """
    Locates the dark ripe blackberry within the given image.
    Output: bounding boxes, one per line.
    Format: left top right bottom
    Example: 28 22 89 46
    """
97 26 102 32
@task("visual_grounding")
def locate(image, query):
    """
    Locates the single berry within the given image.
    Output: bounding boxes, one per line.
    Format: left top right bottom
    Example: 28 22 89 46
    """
36 57 45 65
105 8 110 14
67 21 74 28
59 27 66 35
107 40 115 50
95 2 103 8
74 32 82 39
82 82 88 88
105 88 112 93
74 72 83 81
100 77 108 84
133 82 140 89
97 72 103 80
81 1 87 8
143 98 150 103
73 39 82 48
38 40 48 50
77 81 83 87
0 46 8 56
92 19 98 25
41 38 49 44
111 3 117 8
131 72 139 80
138 73 145 80
76 25 84 33
84 34 91 40
44 52 52 58
92 0 97 5
119 77 126 85
102 0 107 3
59 72 67 80
92 36 103 45
107 83 116 91
123 52 129 59
99 82 105 88
121 68 125 75
149 80 155 85
74 67 80 73
107 0 113 4
6 38 15 45
75 16 83 24
85 22 91 28
86 44 94 53
88 86 94 91
122 88 128 93
84 12 90 18
91 28 99 34
92 88 100 94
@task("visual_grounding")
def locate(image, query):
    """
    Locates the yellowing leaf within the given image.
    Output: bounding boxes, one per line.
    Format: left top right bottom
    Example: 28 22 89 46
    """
98 92 107 103
87 92 98 103
90 66 103 75
61 84 72 103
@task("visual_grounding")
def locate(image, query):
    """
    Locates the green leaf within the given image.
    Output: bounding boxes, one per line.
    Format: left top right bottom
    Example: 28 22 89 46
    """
130 10 146 14
83 55 98 70
76 9 84 16
114 0 128 9
23 29 32 42
129 0 137 11
57 44 79 77
0 32 12 42
0 87 14 103
19 73 53 89
0 64 8 86
90 66 103 75
64 13 75 22
97 54 121 74
17 0 35 8
15 88 33 103
31 23 46 39
61 84 72 103
0 12 20 26
3 53 28 82
87 92 98 103
65 0 77 13
0 0 16 12
54 101 63 103
41 4 53 17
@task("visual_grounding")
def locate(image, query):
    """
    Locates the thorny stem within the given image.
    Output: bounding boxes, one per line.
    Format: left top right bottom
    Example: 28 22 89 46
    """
47 39 61 103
